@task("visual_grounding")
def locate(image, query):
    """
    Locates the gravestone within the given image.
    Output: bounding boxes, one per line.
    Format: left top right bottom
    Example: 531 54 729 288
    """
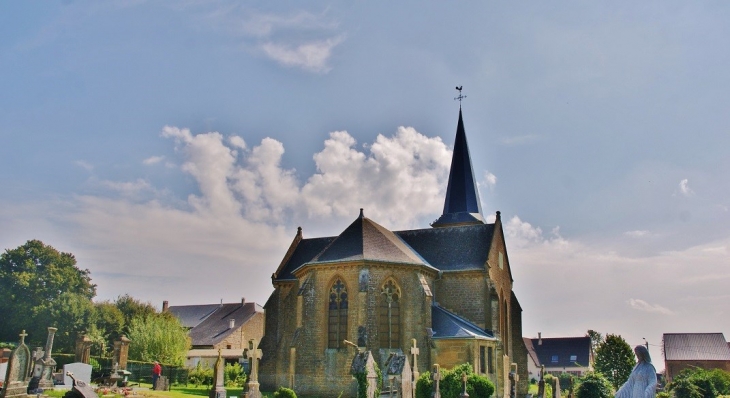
63 363 92 387
410 339 420 389
351 351 378 398
1 330 32 398
154 376 169 391
431 364 442 398
36 327 58 389
509 363 519 398
209 349 226 398
384 353 412 398
0 363 7 382
551 375 561 398
74 335 92 364
243 339 263 398
460 372 469 398
64 371 100 398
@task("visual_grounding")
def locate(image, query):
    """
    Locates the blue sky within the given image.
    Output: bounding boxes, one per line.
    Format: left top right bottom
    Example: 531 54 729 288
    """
2 1 729 369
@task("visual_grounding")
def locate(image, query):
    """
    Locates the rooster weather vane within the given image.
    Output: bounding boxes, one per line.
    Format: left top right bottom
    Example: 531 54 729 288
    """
454 86 466 107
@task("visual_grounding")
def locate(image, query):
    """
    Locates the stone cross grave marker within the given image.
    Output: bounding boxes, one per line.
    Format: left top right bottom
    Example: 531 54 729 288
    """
509 363 519 398
1 330 32 398
243 339 263 398
432 364 441 398
37 327 58 388
552 374 561 398
537 365 546 398
209 349 226 398
410 339 419 384
63 363 92 387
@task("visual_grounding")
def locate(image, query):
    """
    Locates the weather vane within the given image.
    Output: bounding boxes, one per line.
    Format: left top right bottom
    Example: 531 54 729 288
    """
454 86 466 107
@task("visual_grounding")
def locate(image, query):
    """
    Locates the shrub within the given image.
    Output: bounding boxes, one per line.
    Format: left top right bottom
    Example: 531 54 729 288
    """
575 372 613 398
273 387 297 398
415 371 433 398
188 362 213 387
468 373 496 398
670 377 703 398
415 363 494 398
224 362 246 387
656 391 671 398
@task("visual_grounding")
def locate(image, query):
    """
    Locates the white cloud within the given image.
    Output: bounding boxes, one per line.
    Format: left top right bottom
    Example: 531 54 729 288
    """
75 160 94 171
624 230 650 238
481 171 497 191
261 36 344 73
143 156 164 165
229 135 246 149
628 299 674 315
100 179 152 196
678 178 694 197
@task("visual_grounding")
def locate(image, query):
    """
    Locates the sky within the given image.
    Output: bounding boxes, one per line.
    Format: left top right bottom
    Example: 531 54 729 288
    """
2 1 729 371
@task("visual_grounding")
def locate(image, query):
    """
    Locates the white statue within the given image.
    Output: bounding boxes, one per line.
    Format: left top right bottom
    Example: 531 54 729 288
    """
615 346 657 398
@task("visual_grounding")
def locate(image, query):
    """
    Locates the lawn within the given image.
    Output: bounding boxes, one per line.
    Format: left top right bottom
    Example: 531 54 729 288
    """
45 386 274 398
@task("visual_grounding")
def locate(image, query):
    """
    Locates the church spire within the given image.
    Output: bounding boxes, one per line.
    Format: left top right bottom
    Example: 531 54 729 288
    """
432 107 485 228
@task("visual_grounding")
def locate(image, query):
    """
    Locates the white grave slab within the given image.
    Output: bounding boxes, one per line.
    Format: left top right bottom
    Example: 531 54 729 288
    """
0 362 7 380
63 362 92 386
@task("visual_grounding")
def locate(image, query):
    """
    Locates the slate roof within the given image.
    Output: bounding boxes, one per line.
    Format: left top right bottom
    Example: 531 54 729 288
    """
308 211 428 266
432 109 484 227
169 302 263 347
523 337 540 366
167 304 220 329
431 305 495 340
530 336 592 368
663 333 730 361
274 237 335 281
396 224 494 272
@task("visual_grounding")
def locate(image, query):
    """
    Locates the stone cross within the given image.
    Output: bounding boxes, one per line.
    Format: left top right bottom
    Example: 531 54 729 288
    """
209 349 226 398
410 339 420 382
243 339 263 398
37 327 58 388
460 372 470 398
509 363 519 398
19 331 27 346
432 364 441 398
537 365 546 398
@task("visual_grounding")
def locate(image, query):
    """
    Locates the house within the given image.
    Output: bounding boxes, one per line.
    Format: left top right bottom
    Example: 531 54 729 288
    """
663 333 730 381
259 107 529 398
165 298 264 368
523 338 541 382
526 334 593 377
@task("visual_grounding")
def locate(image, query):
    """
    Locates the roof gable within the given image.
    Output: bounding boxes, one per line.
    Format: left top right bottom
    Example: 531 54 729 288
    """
396 224 494 271
663 333 730 361
186 302 262 347
431 304 494 339
167 304 220 329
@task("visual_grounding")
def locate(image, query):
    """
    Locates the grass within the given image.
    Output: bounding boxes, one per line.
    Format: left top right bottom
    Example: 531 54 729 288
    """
45 385 274 398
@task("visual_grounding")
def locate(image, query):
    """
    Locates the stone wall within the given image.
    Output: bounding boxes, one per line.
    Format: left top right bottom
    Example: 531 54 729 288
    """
214 312 265 351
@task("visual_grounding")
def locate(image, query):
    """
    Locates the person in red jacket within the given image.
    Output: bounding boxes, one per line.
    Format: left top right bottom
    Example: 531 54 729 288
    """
152 361 162 389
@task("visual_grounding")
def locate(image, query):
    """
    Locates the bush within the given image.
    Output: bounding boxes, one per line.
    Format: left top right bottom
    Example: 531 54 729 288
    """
415 363 494 398
656 391 671 398
415 371 433 398
468 373 496 398
188 362 213 387
224 362 246 387
669 367 730 398
670 378 703 398
558 373 574 391
575 372 613 398
273 387 297 398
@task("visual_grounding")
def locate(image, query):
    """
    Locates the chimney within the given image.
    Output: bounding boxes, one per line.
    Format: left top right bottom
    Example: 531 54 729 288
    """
538 332 542 345
241 297 246 306
229 319 235 329
162 301 169 312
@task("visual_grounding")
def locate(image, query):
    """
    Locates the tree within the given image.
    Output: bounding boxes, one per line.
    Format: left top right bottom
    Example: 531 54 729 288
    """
594 334 635 389
114 294 157 333
91 301 125 353
0 240 96 350
587 330 604 362
126 312 190 366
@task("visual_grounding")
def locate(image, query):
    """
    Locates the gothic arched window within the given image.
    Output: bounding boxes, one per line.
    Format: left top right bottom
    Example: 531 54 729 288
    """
328 278 348 348
379 279 401 349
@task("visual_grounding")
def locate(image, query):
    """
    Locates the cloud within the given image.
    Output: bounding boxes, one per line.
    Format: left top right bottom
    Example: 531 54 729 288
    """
628 299 674 315
260 36 344 73
75 160 94 171
678 178 694 197
481 171 497 191
624 230 650 238
143 156 164 165
100 179 152 196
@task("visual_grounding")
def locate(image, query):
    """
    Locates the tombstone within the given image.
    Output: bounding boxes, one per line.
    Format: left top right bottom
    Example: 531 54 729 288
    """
74 335 92 364
209 349 226 398
537 365 546 398
242 339 263 398
384 353 412 398
1 330 32 398
36 327 58 389
460 372 470 398
509 363 519 398
410 338 420 394
63 363 92 387
432 364 442 398
351 351 378 398
65 371 100 398
551 375 561 398
112 335 131 370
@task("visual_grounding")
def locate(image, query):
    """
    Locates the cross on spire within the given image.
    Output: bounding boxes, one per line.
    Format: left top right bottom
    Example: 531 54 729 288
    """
454 86 466 108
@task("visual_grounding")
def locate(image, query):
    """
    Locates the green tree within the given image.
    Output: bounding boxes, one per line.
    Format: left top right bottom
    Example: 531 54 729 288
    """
0 240 96 350
575 372 613 398
669 377 703 398
114 294 157 332
594 334 635 389
126 312 190 366
587 330 603 362
91 301 125 352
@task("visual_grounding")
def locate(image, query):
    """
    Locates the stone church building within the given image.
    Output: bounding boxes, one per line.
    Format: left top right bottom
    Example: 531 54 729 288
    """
259 109 528 397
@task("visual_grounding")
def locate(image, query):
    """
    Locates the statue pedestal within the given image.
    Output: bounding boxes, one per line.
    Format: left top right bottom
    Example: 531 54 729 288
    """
243 382 262 398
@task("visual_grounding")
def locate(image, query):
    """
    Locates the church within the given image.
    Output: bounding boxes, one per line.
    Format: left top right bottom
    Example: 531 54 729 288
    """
259 107 528 397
